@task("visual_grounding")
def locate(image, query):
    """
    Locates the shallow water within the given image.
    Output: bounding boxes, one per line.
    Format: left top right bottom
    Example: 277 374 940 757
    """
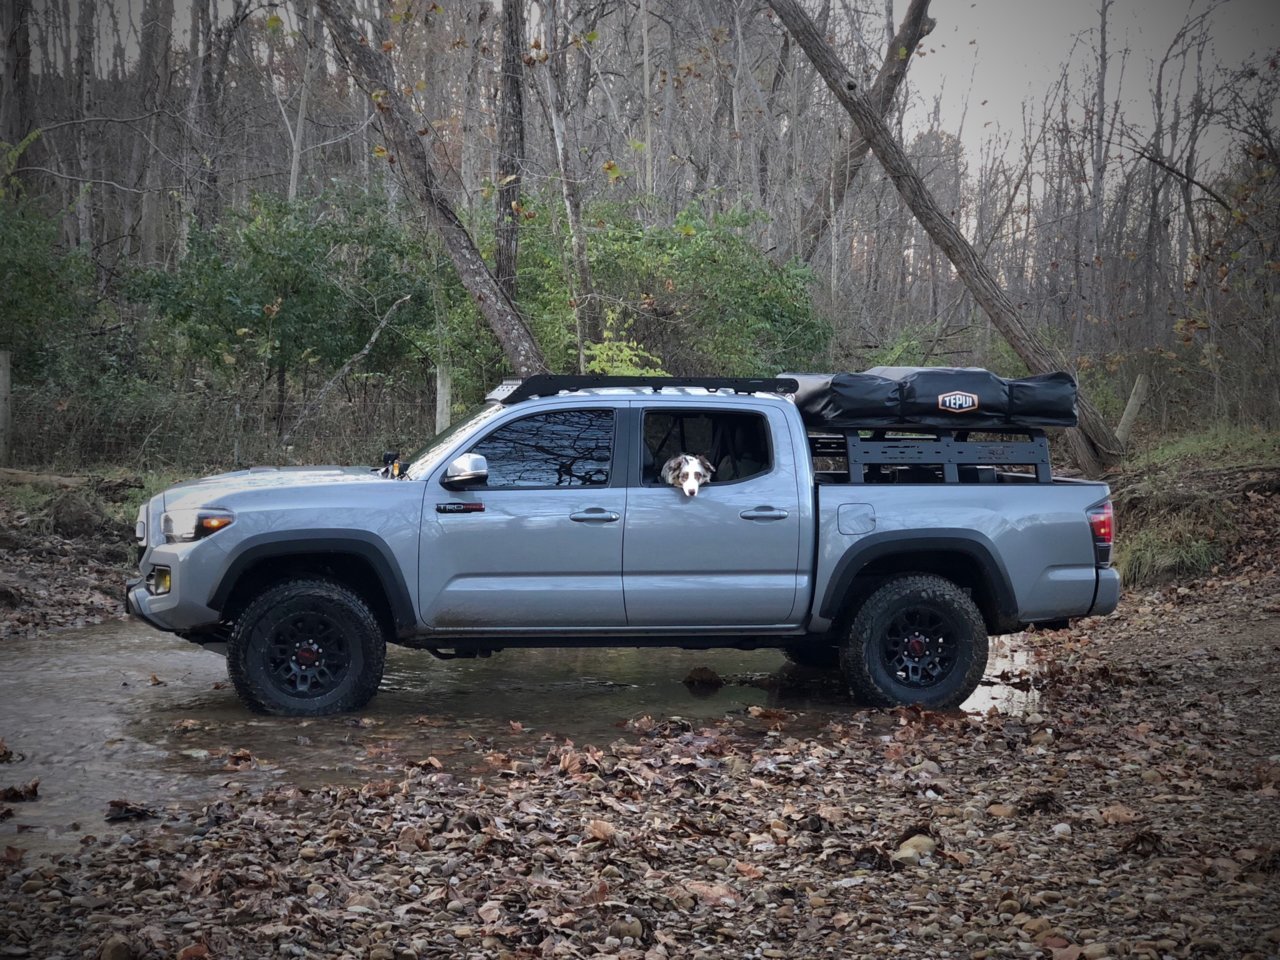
0 621 1037 853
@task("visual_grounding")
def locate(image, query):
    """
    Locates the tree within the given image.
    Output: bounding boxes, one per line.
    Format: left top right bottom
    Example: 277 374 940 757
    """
768 0 1123 475
315 0 547 377
495 0 527 302
785 0 935 263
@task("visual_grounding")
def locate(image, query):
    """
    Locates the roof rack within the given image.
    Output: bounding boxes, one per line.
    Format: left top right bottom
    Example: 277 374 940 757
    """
497 375 800 405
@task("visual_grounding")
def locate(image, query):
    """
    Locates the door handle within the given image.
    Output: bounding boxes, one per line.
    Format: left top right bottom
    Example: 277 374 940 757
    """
570 509 620 523
740 506 789 521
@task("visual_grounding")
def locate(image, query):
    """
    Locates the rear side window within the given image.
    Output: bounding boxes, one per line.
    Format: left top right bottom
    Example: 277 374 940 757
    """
469 409 614 488
642 410 770 484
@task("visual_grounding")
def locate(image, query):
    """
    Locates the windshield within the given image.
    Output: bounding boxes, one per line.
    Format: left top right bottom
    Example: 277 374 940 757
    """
404 402 504 480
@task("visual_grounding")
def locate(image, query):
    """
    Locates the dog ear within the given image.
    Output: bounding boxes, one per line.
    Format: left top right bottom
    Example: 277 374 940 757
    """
660 457 680 485
697 455 715 476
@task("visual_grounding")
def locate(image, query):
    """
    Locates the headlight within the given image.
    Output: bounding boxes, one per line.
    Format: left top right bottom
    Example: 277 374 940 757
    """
161 508 235 543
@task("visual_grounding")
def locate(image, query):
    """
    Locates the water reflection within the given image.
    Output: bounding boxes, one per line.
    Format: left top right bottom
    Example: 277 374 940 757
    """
0 621 1037 853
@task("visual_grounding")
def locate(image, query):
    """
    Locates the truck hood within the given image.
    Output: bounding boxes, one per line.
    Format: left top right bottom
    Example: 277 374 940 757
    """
163 466 386 510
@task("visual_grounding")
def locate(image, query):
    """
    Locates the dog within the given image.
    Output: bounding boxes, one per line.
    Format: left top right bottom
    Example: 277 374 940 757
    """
661 454 715 496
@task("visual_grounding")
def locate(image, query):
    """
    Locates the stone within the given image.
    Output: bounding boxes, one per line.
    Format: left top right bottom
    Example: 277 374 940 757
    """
610 918 643 940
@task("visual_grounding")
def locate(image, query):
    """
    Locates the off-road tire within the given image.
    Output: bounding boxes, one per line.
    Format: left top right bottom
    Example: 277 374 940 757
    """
839 574 988 709
227 578 386 716
782 645 841 670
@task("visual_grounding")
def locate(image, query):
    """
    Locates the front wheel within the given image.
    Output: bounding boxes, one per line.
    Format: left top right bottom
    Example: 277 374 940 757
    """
227 579 386 716
840 574 988 709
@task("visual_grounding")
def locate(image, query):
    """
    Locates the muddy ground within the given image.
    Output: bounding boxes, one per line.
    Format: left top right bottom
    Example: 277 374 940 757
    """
1 479 1278 959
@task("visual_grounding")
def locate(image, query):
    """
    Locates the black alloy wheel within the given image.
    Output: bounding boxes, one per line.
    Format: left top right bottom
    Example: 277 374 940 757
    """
880 605 961 689
263 609 353 699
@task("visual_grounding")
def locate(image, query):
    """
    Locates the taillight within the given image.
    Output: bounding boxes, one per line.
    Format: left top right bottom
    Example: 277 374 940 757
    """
1087 501 1114 566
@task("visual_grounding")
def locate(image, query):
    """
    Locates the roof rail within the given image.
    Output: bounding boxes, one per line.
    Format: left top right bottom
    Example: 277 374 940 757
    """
498 375 800 405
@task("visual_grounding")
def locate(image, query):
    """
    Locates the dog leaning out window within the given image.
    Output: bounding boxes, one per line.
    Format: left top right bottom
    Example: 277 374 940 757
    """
643 410 771 491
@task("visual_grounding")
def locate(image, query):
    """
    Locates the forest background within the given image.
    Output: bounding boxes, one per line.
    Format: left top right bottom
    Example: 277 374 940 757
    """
0 0 1276 473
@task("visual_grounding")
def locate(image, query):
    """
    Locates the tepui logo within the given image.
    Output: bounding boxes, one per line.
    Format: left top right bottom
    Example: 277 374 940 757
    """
938 391 979 413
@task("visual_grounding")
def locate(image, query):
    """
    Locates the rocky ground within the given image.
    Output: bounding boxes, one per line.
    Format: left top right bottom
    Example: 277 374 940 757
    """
1 474 1278 960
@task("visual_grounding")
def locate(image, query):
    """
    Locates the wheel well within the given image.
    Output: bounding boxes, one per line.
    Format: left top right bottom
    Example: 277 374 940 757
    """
840 550 1005 634
220 553 397 638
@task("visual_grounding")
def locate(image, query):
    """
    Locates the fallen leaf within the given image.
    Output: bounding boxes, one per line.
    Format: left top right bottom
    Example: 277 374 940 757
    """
685 880 739 905
105 799 157 822
1101 804 1140 825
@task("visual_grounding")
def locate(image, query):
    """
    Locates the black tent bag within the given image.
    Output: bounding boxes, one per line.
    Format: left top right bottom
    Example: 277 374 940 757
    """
790 372 901 428
784 367 1077 429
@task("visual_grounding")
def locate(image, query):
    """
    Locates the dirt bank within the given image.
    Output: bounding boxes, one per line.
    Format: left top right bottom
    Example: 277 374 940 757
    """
0 473 137 637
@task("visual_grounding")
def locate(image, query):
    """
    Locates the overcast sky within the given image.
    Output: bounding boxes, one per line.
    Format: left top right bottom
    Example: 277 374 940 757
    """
898 0 1280 164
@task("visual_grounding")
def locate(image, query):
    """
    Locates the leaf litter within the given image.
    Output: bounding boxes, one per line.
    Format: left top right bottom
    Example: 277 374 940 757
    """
0 483 1277 958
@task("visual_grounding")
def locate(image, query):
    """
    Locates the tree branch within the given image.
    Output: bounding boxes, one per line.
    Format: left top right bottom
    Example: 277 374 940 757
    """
281 294 410 448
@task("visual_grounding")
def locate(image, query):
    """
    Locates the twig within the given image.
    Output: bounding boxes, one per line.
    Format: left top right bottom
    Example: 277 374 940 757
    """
280 295 411 447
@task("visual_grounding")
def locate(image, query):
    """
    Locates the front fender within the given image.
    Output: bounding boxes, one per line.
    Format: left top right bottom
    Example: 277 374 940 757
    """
209 530 418 632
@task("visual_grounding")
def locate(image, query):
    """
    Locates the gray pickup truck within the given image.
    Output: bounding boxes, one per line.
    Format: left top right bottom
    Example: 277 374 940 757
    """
127 372 1119 716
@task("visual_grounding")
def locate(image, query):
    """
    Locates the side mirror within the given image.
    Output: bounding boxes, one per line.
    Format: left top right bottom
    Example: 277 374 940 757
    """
443 453 488 488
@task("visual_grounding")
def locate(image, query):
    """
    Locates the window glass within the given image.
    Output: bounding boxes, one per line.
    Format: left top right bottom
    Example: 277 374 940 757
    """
470 409 614 488
642 411 770 483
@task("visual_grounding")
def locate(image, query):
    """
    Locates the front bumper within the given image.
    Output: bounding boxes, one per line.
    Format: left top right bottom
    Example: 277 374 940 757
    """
125 570 221 634
1089 567 1121 617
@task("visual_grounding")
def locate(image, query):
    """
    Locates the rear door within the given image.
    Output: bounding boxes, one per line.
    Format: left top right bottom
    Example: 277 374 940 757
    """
419 404 629 629
622 402 804 626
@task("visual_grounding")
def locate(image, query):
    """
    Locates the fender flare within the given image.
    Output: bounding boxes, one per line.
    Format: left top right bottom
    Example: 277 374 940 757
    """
819 529 1018 627
208 530 417 632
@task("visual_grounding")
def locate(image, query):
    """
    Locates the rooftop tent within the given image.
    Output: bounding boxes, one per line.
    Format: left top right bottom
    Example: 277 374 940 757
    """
784 367 1078 430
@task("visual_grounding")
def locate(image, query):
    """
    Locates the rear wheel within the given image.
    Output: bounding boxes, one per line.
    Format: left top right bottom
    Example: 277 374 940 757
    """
840 574 988 709
226 579 386 716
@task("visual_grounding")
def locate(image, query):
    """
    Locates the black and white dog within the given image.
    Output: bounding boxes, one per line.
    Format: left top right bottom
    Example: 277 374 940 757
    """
661 454 715 496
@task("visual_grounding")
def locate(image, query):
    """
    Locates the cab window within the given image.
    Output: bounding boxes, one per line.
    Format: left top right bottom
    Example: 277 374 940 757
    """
641 410 770 484
468 409 614 488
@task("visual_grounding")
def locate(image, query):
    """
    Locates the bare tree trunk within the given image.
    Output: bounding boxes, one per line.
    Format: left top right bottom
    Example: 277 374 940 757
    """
538 0 597 371
317 0 547 377
1088 0 1112 324
770 0 1122 474
0 0 35 152
783 0 934 263
495 0 526 302
287 1 322 202
73 0 94 251
119 0 172 260
639 0 653 197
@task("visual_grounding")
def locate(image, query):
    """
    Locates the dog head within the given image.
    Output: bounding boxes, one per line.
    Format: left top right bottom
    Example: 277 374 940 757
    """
661 454 715 497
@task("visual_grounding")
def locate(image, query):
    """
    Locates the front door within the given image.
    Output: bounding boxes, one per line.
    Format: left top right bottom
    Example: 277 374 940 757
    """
419 406 628 630
623 404 804 627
